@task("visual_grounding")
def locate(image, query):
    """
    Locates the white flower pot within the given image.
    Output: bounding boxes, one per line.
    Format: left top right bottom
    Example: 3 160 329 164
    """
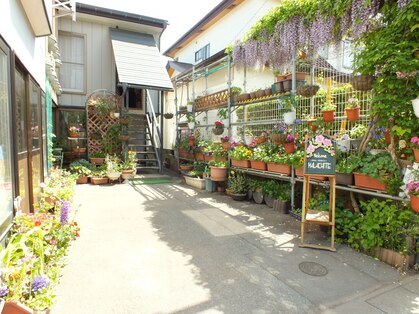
188 122 195 129
245 136 253 145
187 104 193 112
337 139 351 152
412 96 419 118
283 111 296 125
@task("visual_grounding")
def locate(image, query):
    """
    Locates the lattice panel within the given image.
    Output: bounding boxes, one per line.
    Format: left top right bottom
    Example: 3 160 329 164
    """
87 105 119 156
195 89 228 111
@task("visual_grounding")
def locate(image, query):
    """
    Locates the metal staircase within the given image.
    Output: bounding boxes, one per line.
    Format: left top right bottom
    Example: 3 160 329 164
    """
126 112 161 172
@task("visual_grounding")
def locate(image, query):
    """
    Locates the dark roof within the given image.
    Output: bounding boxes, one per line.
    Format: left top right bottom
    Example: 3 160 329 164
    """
166 61 193 73
76 3 168 29
164 0 242 57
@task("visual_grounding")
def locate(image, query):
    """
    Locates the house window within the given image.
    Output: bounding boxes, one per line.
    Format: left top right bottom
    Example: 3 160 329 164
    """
195 44 210 63
342 40 353 69
58 32 86 94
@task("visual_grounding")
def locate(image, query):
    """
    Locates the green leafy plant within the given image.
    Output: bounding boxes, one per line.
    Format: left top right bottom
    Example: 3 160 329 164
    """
287 150 304 168
217 108 228 120
68 160 92 177
208 160 228 168
336 154 360 174
321 101 336 112
350 124 367 139
228 170 248 194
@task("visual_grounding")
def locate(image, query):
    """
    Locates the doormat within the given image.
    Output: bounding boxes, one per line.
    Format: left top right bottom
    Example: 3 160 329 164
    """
129 178 172 185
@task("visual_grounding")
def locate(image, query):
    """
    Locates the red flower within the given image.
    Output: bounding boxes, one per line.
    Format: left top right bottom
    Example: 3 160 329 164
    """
214 121 224 126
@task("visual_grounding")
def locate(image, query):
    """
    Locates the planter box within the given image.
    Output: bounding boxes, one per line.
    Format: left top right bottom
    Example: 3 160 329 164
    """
375 247 415 269
250 160 267 171
231 159 250 168
89 157 105 164
267 163 291 175
354 173 387 191
336 173 354 186
76 176 88 184
185 176 205 189
2 301 50 314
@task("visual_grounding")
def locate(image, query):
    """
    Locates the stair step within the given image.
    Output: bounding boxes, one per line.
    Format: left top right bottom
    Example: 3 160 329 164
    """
128 144 154 147
137 159 158 162
136 166 160 170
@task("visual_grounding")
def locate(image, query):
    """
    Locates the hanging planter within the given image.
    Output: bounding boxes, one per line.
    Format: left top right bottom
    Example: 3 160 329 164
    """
350 75 374 91
283 111 296 125
164 113 174 119
412 96 419 118
346 107 360 122
322 110 335 123
296 84 320 97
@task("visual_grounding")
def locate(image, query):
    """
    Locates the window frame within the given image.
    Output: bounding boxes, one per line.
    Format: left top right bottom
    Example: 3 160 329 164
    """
58 31 87 95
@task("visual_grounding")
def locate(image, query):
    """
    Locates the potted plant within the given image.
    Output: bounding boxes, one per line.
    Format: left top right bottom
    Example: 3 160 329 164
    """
349 124 367 149
280 96 296 125
250 179 264 204
229 145 252 168
282 134 295 154
184 163 206 189
250 144 269 171
336 154 360 186
90 165 109 185
288 150 305 177
406 180 419 212
105 154 121 182
69 160 92 184
350 74 374 91
89 151 106 164
265 152 291 175
189 134 196 146
217 108 229 127
120 150 137 179
230 86 242 103
228 170 248 201
212 121 225 135
270 121 287 145
345 97 361 122
410 136 419 162
208 160 229 181
260 180 282 207
186 112 195 129
273 184 291 213
220 135 230 151
335 133 351 153
68 125 81 138
244 129 253 145
321 101 336 123
354 152 402 195
187 101 194 112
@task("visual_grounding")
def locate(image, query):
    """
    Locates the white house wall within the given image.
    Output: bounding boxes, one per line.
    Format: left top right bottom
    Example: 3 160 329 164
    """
58 17 116 107
0 0 47 90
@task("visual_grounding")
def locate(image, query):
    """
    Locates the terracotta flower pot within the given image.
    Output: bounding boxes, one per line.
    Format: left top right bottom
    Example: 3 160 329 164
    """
231 159 250 168
413 148 419 162
89 157 105 164
69 131 80 138
210 166 228 181
91 177 109 185
267 163 291 175
222 142 230 151
346 107 360 122
322 110 335 123
354 173 387 191
283 142 295 154
250 160 267 171
410 194 419 213
76 176 88 184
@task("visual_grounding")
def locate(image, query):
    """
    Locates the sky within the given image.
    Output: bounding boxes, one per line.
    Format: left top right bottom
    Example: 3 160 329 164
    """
77 0 223 52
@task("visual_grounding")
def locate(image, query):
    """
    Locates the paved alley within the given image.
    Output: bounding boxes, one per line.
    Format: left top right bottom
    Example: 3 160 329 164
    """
53 180 419 314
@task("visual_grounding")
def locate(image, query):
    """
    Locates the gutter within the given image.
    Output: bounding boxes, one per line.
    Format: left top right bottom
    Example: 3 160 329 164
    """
76 3 168 29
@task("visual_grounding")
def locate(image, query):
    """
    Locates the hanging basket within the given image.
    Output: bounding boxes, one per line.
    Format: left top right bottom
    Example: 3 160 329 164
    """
296 85 320 97
164 113 174 119
212 127 224 135
350 75 374 91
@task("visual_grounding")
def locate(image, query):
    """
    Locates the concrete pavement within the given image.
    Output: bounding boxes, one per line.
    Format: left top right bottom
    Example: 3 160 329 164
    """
53 177 419 313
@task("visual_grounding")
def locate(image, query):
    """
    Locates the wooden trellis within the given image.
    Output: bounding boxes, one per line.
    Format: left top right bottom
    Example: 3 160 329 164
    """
195 89 228 111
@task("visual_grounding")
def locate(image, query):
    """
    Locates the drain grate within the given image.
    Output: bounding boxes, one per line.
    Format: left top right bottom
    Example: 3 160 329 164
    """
299 261 328 276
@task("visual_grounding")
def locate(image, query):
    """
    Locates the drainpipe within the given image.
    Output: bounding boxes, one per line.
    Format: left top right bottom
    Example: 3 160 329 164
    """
160 91 164 173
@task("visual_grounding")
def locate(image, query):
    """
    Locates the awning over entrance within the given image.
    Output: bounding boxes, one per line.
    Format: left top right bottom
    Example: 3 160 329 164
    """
110 28 173 91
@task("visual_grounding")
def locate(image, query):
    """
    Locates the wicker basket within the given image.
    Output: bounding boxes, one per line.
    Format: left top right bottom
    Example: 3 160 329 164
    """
350 75 374 91
297 85 320 97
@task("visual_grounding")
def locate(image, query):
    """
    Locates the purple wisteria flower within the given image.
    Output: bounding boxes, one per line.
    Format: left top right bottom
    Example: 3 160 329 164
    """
0 285 9 298
60 201 70 225
32 276 49 292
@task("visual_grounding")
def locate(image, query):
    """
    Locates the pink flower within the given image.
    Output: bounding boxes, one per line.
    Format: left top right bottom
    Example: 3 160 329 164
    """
410 136 419 145
323 138 332 147
315 135 325 144
307 145 316 153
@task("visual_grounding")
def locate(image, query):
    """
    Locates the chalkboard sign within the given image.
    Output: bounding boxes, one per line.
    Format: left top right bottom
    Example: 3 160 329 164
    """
304 134 336 175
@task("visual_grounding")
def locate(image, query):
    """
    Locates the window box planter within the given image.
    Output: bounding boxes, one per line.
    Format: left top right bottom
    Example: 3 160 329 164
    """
185 176 205 190
354 173 387 191
91 177 109 185
375 247 415 269
231 159 250 168
250 160 267 171
89 157 105 164
267 163 291 175
336 172 354 186
76 176 88 184
413 148 419 163
195 152 205 161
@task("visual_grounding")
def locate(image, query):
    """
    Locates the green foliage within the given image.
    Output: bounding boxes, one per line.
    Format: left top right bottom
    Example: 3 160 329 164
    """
287 150 305 168
260 180 289 200
68 160 92 176
308 191 329 211
228 170 249 194
336 154 360 174
336 199 418 254
208 160 228 168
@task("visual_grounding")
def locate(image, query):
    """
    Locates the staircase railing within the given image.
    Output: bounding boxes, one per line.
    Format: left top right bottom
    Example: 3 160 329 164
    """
145 89 162 172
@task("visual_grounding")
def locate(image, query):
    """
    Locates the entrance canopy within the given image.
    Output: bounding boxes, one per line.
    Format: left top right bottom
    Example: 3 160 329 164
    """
110 28 173 91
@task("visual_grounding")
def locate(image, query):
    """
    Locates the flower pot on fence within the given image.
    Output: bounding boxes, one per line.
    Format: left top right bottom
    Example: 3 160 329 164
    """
413 148 419 162
297 84 320 97
205 177 217 192
283 111 296 125
264 195 275 208
267 163 291 175
354 173 387 191
212 127 224 135
250 160 267 171
350 75 374 91
350 139 362 150
273 199 290 214
283 142 295 154
322 110 335 123
185 176 205 189
231 159 250 168
245 136 253 146
210 166 228 181
412 96 419 118
346 107 360 122
76 176 88 184
336 172 354 186
410 194 419 213
232 193 247 201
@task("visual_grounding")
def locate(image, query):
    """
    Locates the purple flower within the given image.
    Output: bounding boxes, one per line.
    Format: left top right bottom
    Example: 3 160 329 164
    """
32 276 49 292
0 285 9 297
60 201 70 225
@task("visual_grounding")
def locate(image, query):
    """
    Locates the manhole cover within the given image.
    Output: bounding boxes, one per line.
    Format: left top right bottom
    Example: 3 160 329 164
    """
299 262 328 276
